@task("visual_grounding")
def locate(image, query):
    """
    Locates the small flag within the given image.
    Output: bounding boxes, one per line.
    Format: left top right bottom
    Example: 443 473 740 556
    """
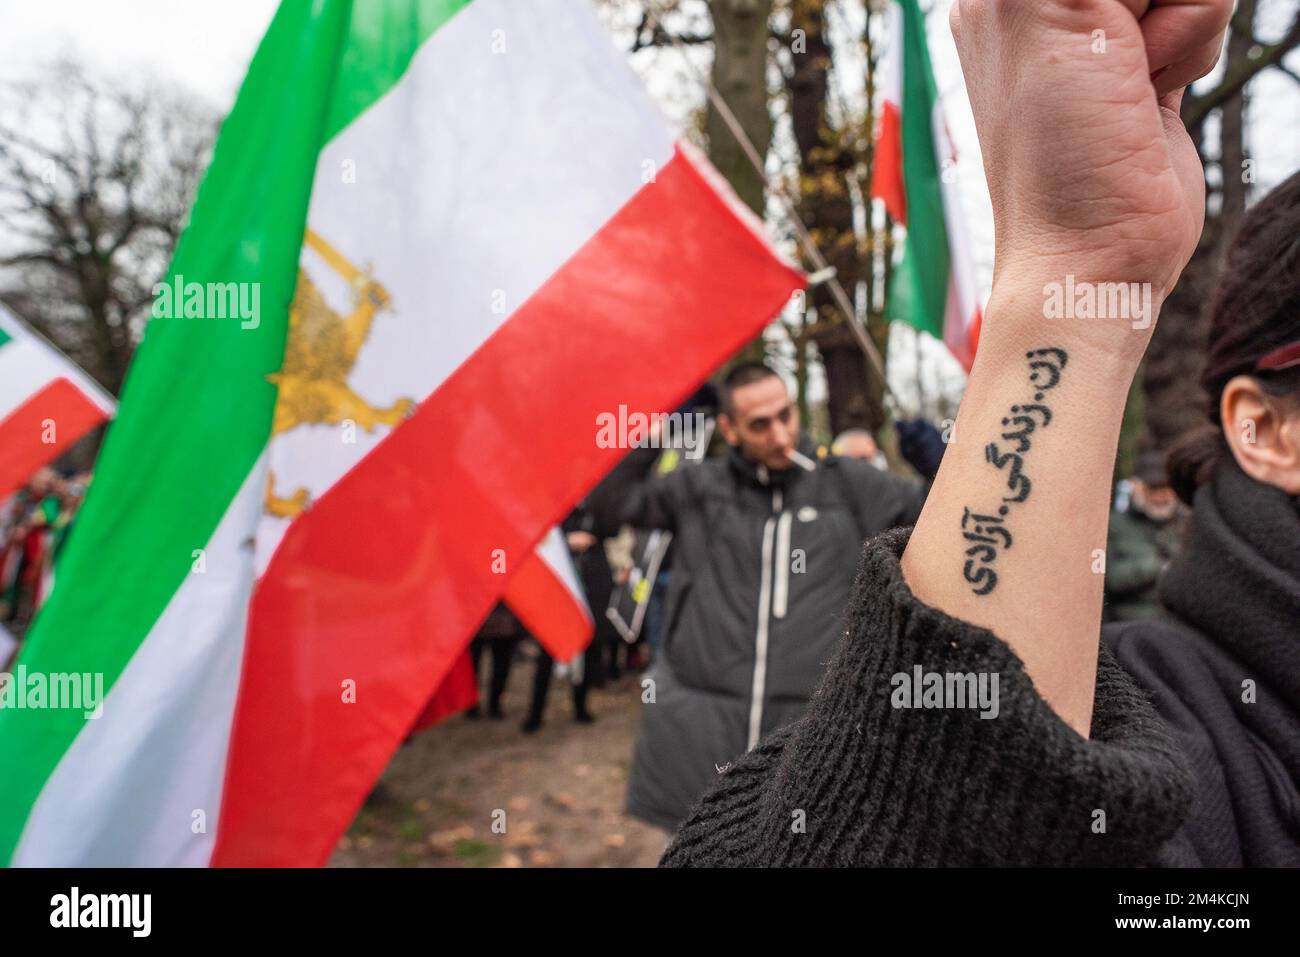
0 307 114 502
504 526 594 659
872 0 982 371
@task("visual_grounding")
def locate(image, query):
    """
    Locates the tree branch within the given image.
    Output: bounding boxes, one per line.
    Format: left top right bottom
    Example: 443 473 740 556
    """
1183 9 1300 134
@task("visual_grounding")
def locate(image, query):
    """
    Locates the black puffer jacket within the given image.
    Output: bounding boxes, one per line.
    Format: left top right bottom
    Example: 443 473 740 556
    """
590 437 926 831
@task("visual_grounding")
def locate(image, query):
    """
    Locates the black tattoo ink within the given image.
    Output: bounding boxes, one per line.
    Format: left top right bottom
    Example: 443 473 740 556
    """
960 348 1068 596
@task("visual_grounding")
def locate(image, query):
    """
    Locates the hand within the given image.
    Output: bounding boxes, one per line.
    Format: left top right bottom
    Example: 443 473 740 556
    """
952 0 1231 311
566 531 597 552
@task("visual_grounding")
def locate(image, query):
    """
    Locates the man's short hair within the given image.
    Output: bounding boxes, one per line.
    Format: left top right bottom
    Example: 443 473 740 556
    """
720 361 780 417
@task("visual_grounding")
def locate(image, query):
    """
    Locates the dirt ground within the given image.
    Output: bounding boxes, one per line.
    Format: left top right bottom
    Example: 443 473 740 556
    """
329 649 666 868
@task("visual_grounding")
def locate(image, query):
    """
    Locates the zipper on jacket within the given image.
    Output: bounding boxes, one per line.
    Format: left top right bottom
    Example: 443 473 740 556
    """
747 486 783 751
772 510 793 620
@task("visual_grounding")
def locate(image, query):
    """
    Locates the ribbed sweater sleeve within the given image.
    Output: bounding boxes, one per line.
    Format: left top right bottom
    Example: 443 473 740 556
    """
661 528 1194 867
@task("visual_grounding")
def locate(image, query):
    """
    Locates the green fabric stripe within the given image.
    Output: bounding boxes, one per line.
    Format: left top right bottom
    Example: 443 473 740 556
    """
885 0 950 340
0 326 11 348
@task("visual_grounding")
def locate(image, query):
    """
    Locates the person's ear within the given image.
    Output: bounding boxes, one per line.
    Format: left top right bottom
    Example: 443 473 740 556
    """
717 412 740 447
1221 375 1300 494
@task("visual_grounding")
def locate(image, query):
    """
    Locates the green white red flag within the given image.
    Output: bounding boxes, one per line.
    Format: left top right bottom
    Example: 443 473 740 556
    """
0 306 114 502
0 0 802 866
871 0 982 371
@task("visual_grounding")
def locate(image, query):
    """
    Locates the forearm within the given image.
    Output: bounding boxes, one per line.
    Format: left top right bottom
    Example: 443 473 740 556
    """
900 278 1153 737
587 443 665 530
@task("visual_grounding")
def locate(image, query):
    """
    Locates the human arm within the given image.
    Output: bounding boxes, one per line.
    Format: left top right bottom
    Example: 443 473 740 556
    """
899 0 1230 737
586 443 680 533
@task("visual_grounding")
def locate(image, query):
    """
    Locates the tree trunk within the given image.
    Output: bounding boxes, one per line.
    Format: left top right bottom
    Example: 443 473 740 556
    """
786 0 881 433
706 0 775 363
706 0 773 215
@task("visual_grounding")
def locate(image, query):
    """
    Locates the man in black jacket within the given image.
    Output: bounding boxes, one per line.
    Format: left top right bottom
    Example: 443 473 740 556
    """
589 362 927 832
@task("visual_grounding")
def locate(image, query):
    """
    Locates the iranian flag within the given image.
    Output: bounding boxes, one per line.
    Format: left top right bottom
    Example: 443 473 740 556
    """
871 0 982 371
0 0 801 866
0 306 114 502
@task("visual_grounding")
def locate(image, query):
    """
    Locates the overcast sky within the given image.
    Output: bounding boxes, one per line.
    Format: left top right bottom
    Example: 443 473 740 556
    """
0 0 279 107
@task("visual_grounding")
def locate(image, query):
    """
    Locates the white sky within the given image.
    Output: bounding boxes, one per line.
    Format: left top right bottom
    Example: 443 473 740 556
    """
0 0 279 108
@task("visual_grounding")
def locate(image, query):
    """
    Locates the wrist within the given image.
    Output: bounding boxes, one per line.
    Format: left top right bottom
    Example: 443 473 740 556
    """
979 263 1163 381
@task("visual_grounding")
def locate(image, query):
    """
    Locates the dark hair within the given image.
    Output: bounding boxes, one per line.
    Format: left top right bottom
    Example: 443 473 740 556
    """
720 361 780 416
1133 449 1169 487
1167 169 1300 505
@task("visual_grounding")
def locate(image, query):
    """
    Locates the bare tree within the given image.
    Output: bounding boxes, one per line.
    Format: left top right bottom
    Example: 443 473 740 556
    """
0 61 218 395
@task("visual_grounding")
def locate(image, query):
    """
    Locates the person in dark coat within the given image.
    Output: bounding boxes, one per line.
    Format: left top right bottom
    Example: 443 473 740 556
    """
465 602 526 720
589 362 927 832
662 1 1297 867
521 503 615 732
1104 450 1184 621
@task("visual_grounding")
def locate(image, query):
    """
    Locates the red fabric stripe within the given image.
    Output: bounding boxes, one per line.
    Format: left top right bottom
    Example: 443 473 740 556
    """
870 102 907 224
504 547 592 660
210 145 804 865
410 649 477 732
0 379 109 501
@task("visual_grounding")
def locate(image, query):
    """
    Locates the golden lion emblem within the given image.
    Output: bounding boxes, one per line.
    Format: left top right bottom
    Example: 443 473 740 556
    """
264 229 414 518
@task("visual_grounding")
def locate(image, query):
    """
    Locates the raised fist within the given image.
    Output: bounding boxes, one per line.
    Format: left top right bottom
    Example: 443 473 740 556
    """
952 0 1232 309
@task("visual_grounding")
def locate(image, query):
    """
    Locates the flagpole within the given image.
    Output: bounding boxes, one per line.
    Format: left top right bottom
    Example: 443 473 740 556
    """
642 3 900 417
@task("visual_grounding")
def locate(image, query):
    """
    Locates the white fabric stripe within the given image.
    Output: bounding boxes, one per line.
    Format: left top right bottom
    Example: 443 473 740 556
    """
255 0 676 573
12 455 268 866
0 338 65 415
0 306 115 416
772 510 793 620
748 512 778 751
879 2 903 108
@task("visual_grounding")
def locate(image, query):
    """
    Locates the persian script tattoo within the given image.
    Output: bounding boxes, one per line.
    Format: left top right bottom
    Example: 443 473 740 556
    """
961 348 1068 596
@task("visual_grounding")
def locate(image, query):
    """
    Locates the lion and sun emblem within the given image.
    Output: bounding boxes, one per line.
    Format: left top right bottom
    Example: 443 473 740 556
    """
264 229 414 519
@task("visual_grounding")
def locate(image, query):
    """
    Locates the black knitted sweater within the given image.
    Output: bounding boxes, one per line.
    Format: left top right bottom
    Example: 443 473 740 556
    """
660 527 1197 867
